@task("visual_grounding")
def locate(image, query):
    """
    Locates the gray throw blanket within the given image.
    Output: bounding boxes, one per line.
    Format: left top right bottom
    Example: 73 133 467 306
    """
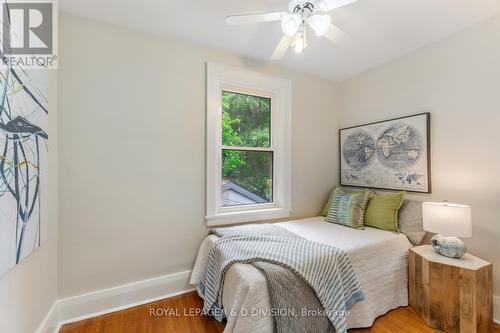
252 261 336 333
216 224 336 332
199 225 364 333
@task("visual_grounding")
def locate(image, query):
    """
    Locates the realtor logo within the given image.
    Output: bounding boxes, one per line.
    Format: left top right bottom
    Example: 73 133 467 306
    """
3 2 52 54
1 0 57 68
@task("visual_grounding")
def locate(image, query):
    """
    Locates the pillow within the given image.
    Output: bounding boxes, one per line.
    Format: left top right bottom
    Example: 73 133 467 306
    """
325 187 372 230
398 199 426 246
321 187 336 216
364 191 405 233
321 186 365 216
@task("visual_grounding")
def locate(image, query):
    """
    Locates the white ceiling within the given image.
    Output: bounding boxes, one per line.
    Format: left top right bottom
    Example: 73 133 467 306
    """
60 0 500 82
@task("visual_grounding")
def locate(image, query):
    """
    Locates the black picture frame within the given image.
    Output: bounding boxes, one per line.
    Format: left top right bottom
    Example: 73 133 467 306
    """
339 112 431 194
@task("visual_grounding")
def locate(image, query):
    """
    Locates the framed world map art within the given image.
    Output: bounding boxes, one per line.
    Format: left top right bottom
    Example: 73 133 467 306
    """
339 113 431 193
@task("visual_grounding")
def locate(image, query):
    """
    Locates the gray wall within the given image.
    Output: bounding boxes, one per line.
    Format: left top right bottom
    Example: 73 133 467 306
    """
58 13 339 297
338 16 500 296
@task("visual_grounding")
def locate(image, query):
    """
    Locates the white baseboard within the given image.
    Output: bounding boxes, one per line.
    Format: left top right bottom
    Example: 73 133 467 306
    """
494 295 500 325
35 301 61 333
36 270 194 333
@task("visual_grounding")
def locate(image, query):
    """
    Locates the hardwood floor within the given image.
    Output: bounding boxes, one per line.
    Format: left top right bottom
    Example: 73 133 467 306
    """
60 292 500 333
60 292 225 333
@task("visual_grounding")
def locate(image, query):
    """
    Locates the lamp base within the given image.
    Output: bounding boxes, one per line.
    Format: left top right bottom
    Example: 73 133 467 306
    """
431 234 467 258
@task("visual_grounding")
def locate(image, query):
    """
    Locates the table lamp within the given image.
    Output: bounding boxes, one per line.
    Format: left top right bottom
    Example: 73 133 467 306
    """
422 201 472 258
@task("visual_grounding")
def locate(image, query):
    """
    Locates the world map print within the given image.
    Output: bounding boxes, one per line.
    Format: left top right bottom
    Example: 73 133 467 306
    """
343 131 376 171
340 113 430 193
376 124 423 171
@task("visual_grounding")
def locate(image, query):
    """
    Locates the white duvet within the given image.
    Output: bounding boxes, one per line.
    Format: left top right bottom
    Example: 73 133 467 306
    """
190 217 412 333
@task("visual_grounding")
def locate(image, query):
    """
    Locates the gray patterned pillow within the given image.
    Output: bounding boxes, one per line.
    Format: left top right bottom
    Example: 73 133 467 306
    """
398 199 425 246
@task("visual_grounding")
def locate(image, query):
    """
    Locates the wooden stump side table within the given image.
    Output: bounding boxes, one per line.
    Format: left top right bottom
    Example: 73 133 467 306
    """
409 245 493 333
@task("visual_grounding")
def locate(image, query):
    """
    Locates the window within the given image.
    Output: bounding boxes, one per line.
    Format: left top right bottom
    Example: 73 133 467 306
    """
206 63 291 226
221 91 273 207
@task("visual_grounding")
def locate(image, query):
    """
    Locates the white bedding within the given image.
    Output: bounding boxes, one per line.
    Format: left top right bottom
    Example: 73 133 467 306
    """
190 217 412 333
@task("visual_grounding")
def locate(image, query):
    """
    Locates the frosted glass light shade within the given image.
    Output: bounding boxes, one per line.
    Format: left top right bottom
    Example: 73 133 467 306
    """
423 202 472 238
308 14 331 36
291 31 307 53
281 14 302 36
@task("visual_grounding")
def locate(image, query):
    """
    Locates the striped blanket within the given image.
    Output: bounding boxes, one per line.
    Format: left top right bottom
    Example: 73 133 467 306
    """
198 225 365 333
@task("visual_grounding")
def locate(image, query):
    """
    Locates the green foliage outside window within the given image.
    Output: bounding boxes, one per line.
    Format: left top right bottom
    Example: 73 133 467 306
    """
221 91 272 202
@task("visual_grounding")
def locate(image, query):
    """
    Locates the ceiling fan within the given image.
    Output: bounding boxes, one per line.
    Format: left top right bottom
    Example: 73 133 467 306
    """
226 0 357 60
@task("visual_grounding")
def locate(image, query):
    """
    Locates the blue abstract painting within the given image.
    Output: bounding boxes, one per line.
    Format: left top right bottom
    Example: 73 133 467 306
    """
0 65 48 276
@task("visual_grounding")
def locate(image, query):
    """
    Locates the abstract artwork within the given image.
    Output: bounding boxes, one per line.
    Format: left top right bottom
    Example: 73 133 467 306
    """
0 65 48 276
340 113 430 193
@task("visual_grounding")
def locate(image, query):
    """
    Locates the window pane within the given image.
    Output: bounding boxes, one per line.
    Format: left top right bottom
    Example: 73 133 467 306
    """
221 91 271 148
221 150 273 207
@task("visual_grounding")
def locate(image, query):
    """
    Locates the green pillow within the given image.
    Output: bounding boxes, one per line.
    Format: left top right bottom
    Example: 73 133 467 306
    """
364 191 406 233
325 187 372 230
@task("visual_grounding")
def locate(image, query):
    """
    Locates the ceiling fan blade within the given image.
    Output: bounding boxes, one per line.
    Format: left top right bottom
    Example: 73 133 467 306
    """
271 35 293 61
226 12 286 26
320 0 358 11
324 24 350 45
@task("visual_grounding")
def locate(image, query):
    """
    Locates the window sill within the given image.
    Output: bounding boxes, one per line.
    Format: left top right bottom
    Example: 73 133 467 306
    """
206 207 291 227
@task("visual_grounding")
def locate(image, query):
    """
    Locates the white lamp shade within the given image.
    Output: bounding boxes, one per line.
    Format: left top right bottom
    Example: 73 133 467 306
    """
422 202 472 238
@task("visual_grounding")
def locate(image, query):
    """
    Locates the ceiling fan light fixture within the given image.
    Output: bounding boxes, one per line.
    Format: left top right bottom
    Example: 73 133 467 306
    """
225 0 356 60
281 13 302 36
291 30 307 53
308 14 331 36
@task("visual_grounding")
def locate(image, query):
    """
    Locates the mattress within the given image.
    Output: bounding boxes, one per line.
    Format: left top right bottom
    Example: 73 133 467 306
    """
190 217 413 333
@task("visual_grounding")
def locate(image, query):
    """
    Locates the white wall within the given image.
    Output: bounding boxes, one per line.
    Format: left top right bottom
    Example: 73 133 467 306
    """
58 13 338 297
58 10 500 322
0 73 58 332
338 16 500 297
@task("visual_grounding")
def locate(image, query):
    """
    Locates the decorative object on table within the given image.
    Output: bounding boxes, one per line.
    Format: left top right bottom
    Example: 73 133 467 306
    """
409 245 493 333
339 112 431 193
423 201 472 258
0 66 49 277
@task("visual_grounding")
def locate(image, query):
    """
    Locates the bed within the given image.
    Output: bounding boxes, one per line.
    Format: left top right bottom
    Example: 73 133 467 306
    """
190 216 414 333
